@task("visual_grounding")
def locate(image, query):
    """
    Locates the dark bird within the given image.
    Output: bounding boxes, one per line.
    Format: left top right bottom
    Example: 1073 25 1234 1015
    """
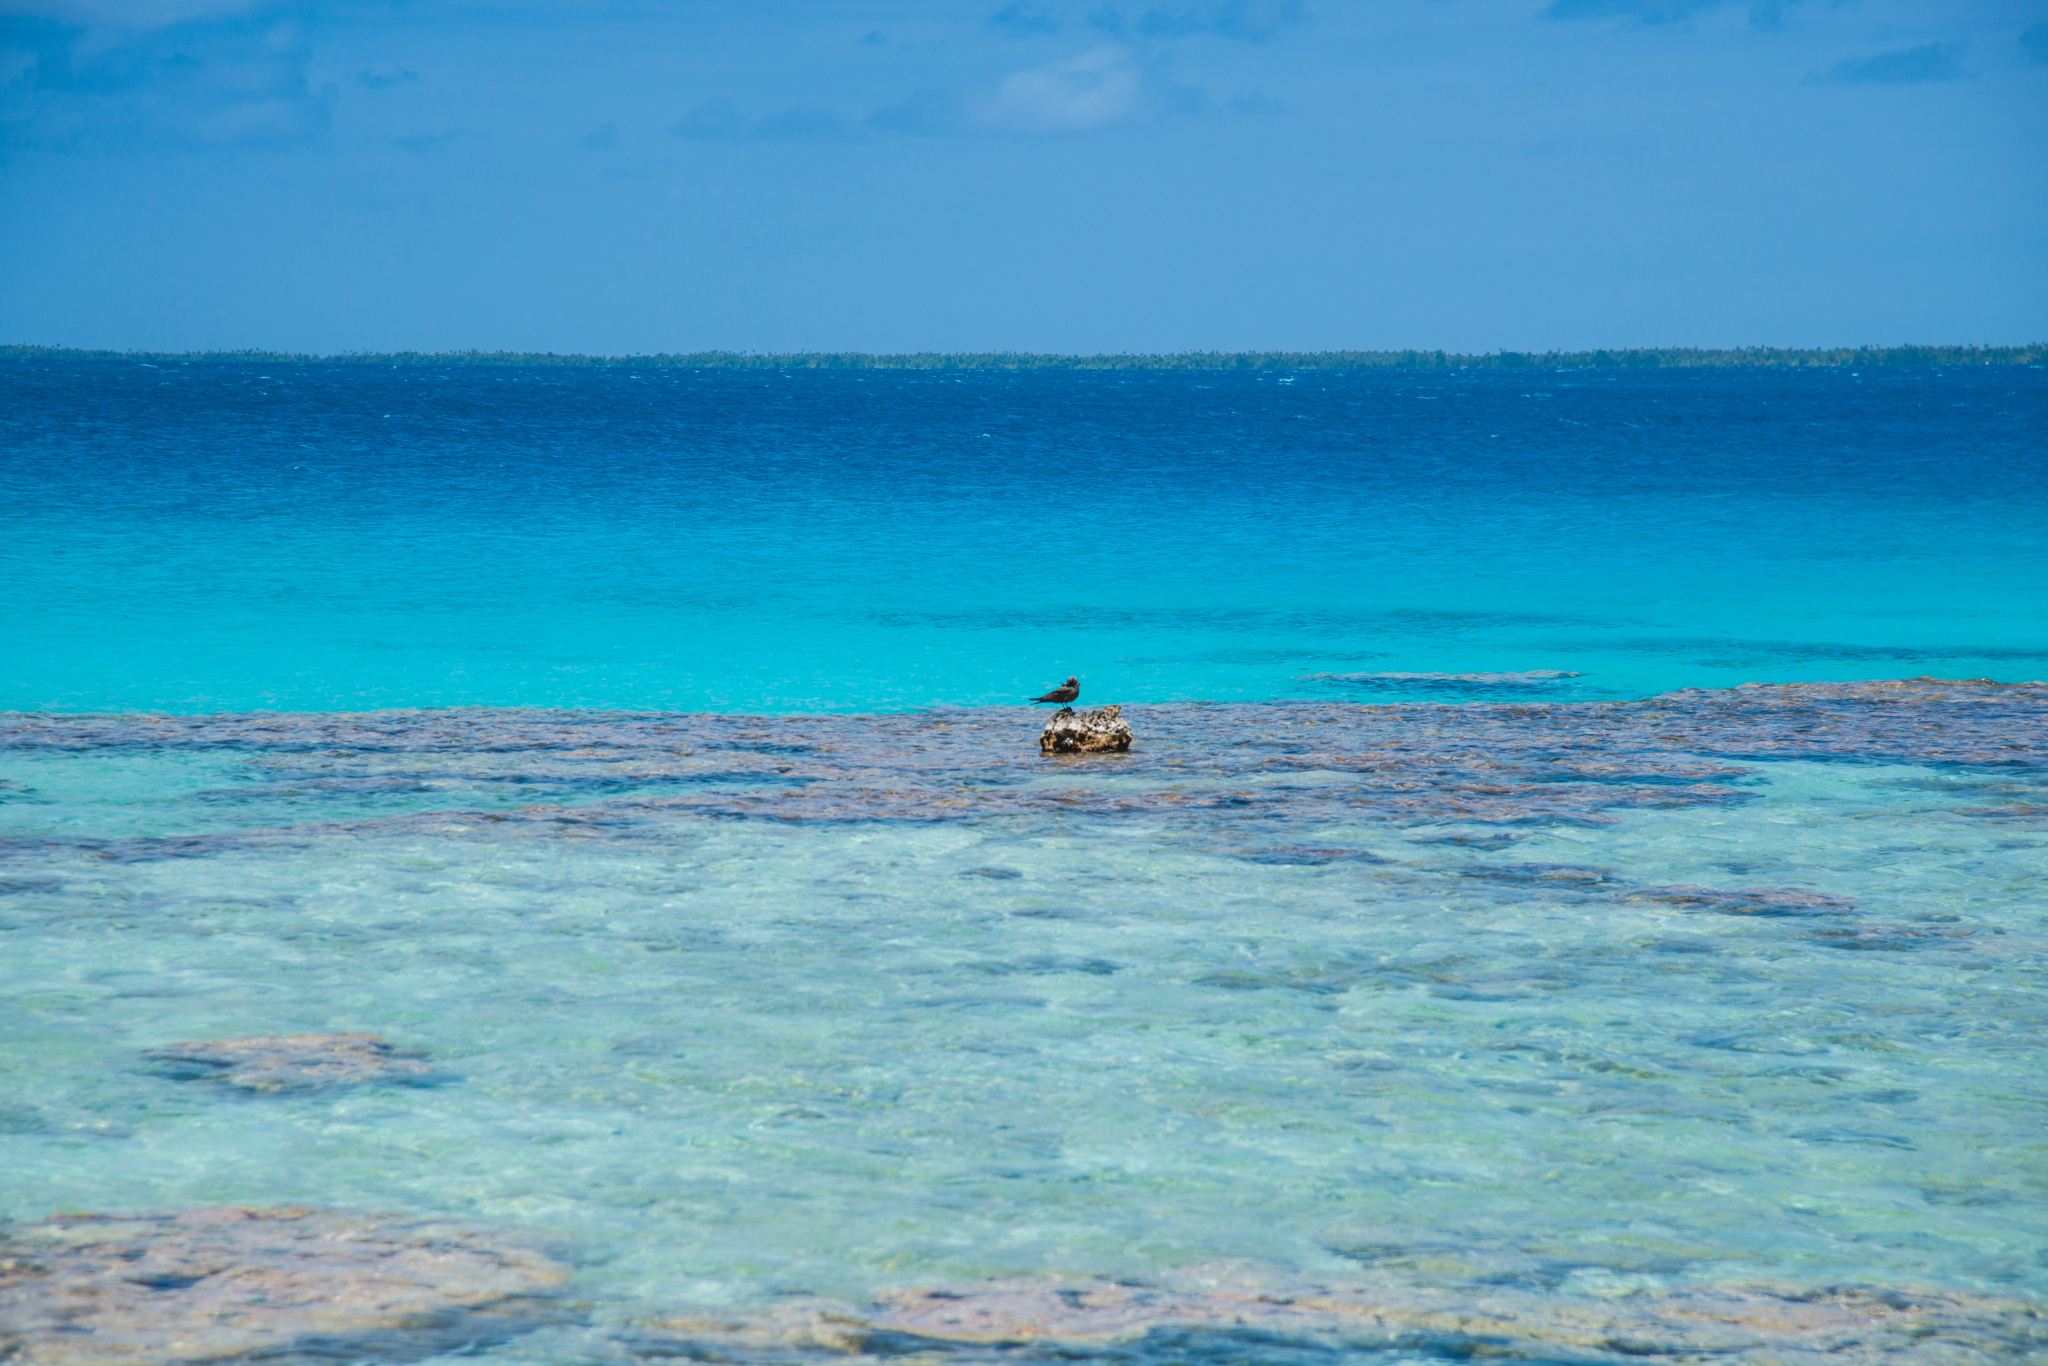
1030 676 1080 704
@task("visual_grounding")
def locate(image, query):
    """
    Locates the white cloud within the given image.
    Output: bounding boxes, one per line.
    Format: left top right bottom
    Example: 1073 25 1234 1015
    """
975 43 1144 133
869 39 1208 138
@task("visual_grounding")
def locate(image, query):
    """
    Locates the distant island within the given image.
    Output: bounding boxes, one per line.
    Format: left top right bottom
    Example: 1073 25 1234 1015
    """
3 343 2041 370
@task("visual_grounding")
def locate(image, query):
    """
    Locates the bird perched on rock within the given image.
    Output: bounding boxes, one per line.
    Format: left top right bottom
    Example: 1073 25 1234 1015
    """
1030 676 1080 704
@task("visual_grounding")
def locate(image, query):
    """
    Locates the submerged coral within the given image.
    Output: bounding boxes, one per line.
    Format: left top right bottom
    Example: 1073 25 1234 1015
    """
3 1213 2037 1364
634 1265 2044 1364
1625 886 1858 917
3 680 2039 846
143 1033 440 1092
0 1206 570 1365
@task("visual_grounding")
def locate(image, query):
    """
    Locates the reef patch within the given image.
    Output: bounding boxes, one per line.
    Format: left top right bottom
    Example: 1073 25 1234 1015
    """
0 678 2040 835
631 1266 2043 1364
144 1033 441 1092
1626 886 1858 917
0 1206 571 1365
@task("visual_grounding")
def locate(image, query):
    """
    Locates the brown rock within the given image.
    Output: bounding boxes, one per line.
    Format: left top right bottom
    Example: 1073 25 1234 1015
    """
144 1033 440 1092
0 1206 571 1365
1039 704 1134 754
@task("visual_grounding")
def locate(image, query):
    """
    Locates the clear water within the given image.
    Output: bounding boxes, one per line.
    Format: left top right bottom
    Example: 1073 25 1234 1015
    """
3 362 2045 712
2 362 2045 1360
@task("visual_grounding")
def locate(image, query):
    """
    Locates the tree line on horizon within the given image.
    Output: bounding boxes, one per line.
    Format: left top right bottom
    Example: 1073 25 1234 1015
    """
3 343 2041 370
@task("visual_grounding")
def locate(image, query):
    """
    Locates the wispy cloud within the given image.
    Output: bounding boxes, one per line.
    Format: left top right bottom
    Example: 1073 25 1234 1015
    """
1132 0 1303 42
395 127 475 153
357 67 414 90
671 98 854 144
871 42 1204 137
1812 42 1968 85
866 86 962 135
982 43 1145 131
753 104 849 140
1543 0 1710 21
577 120 617 151
1542 0 1800 29
2021 22 2048 66
1 11 335 151
1746 0 1792 32
991 3 1059 36
671 97 744 140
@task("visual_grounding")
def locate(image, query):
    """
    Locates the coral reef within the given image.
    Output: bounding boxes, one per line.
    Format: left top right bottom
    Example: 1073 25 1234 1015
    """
0 1206 570 1365
635 1265 2044 1364
144 1033 439 1092
0 677 2039 841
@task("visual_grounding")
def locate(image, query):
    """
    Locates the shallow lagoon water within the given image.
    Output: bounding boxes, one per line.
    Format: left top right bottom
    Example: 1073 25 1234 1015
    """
3 686 2044 1361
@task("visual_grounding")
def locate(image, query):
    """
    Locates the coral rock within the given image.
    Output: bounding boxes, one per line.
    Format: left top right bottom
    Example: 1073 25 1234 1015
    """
144 1032 440 1092
0 1206 570 1365
1039 705 1133 755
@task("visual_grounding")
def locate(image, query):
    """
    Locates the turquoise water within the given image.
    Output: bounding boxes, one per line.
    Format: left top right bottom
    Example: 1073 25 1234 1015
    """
2 362 2045 1360
3 362 2044 712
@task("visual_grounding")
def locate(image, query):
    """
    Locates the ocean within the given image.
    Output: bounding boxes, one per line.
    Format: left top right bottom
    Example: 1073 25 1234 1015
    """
1 359 2044 1364
5 362 2046 712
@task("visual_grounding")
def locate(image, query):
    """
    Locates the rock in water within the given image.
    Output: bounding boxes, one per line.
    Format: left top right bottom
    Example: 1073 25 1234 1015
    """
144 1033 440 1092
1039 705 1133 754
0 1206 571 1365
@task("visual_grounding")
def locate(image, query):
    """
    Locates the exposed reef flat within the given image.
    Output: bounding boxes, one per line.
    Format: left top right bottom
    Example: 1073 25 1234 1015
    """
2 681 2040 848
0 1206 570 1365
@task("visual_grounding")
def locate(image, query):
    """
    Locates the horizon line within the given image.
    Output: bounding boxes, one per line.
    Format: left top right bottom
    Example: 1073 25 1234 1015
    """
3 342 2043 371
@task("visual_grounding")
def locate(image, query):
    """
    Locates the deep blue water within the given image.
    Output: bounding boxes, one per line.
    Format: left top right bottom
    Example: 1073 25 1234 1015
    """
4 361 2044 712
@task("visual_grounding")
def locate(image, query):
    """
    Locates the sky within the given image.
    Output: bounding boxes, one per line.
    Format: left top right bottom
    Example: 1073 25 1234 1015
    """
1 0 2043 354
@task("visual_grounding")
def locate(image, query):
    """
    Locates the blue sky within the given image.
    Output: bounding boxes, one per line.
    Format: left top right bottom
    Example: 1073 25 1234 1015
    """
1 0 2042 353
